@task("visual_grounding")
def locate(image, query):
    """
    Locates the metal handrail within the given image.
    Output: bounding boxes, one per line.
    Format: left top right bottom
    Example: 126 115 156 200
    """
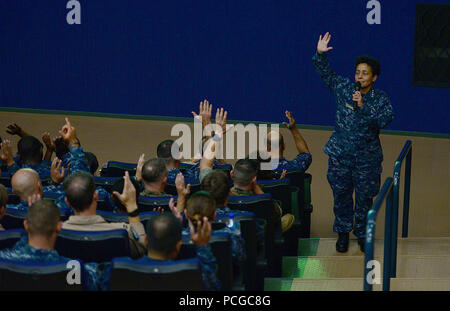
364 177 394 291
393 140 412 238
390 140 412 279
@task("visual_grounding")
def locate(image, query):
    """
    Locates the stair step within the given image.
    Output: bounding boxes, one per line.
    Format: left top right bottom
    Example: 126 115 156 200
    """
282 255 450 279
265 277 382 291
299 237 450 257
390 278 450 291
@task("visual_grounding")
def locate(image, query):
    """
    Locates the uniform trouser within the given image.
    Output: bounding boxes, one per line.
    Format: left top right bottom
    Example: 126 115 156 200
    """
327 157 381 238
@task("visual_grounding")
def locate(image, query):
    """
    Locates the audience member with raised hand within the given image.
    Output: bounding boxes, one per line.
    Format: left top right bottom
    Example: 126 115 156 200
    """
2 135 51 177
265 110 311 172
58 118 90 174
185 191 246 264
62 171 147 259
0 184 8 231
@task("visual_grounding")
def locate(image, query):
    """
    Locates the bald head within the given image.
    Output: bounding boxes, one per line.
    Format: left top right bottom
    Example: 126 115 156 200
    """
267 131 285 157
11 169 42 201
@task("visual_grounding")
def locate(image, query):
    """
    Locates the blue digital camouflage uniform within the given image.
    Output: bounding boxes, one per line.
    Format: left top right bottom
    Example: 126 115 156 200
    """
7 162 50 178
6 197 71 216
272 153 312 171
6 146 113 215
95 244 221 291
312 52 394 238
0 240 98 290
175 159 223 181
6 146 89 177
168 168 198 181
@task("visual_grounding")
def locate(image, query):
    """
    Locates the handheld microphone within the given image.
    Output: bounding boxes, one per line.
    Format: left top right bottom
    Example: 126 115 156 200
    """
353 82 362 109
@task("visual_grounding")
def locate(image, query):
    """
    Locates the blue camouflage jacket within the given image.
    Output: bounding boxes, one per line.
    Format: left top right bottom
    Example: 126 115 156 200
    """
7 163 50 178
168 168 198 181
273 153 312 171
0 240 98 290
312 52 394 167
7 146 90 177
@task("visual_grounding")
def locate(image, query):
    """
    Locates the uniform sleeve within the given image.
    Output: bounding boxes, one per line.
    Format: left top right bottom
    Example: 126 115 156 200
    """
360 93 394 129
7 163 20 176
288 152 312 172
84 262 113 291
195 245 221 291
312 52 348 91
67 146 90 174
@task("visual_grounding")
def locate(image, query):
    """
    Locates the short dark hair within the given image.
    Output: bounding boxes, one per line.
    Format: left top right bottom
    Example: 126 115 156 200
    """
201 170 230 206
233 159 258 186
247 151 273 180
146 214 182 255
85 152 99 174
141 158 167 183
26 199 60 237
111 176 141 213
355 55 381 77
17 136 43 164
63 171 96 212
54 137 70 159
186 191 216 227
157 140 180 165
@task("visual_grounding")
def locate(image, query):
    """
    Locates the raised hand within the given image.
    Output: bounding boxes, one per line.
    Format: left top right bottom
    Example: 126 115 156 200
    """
51 157 66 184
59 118 79 147
317 32 333 54
42 132 56 151
175 172 191 197
0 140 15 166
282 110 296 130
192 99 212 129
189 217 212 247
6 123 27 137
215 107 231 137
136 153 145 182
112 171 138 213
168 197 183 223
